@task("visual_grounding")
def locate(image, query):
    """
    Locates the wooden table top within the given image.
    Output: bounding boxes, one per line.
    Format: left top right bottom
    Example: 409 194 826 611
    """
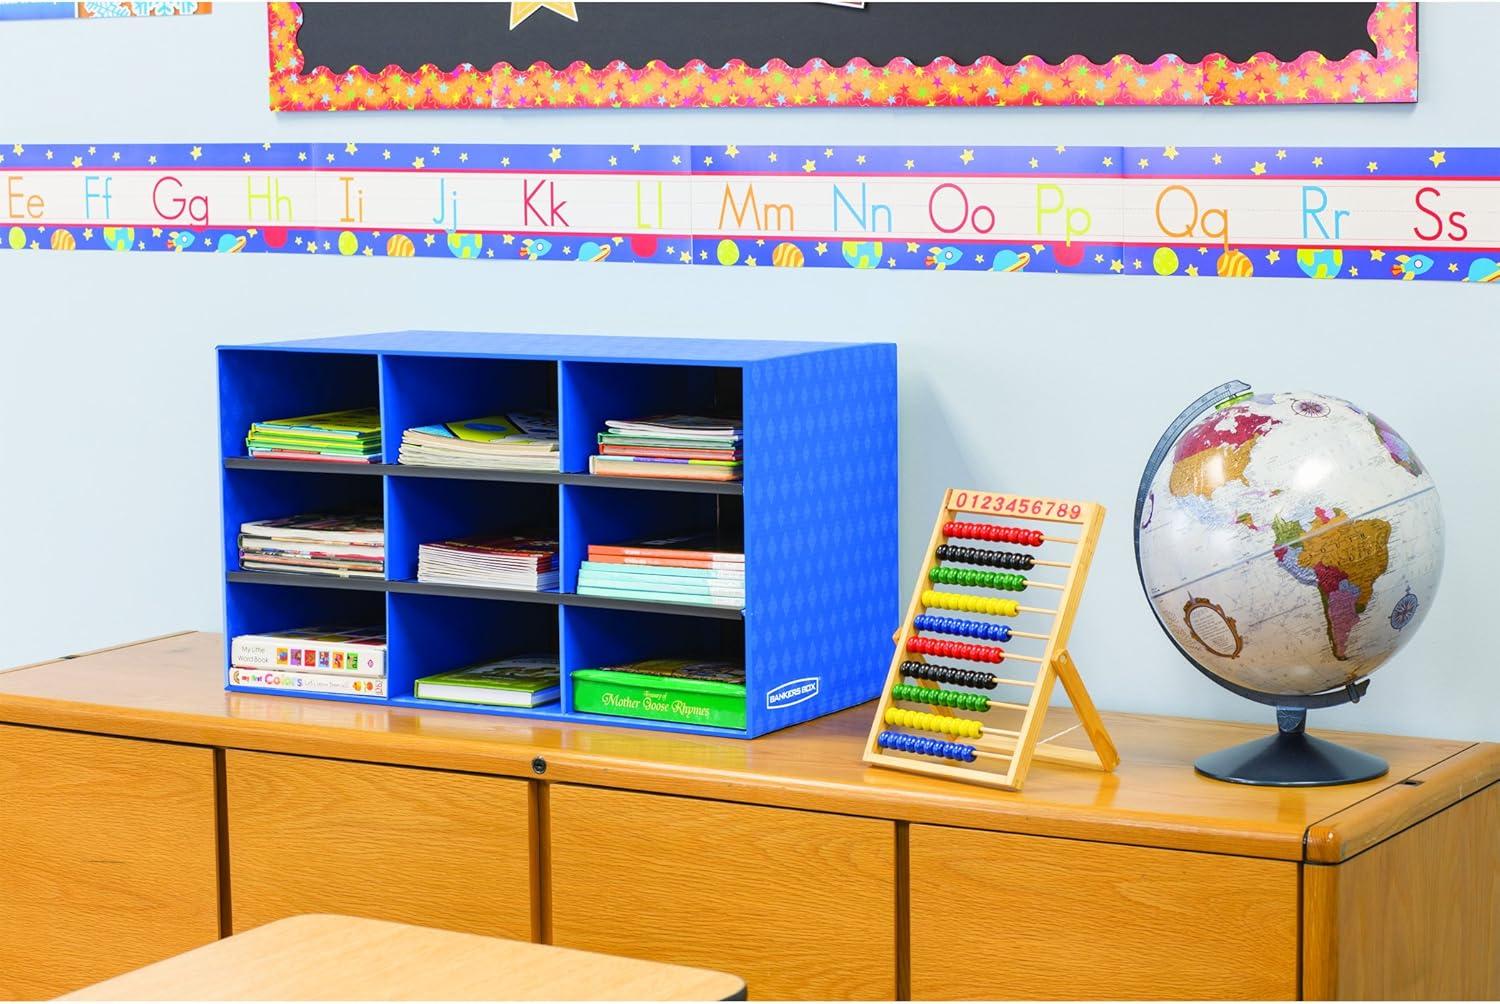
62 914 746 1001
3 631 1495 864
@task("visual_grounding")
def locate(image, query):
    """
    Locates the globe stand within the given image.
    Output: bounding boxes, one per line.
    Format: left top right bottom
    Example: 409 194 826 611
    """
1194 707 1388 787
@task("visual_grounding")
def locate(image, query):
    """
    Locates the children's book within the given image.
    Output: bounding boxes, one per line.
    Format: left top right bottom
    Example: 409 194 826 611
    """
401 413 559 453
571 658 747 728
230 666 387 697
577 570 746 598
231 626 387 677
577 560 745 582
587 533 744 563
238 513 385 546
590 456 741 481
603 415 742 439
597 433 742 452
249 408 381 441
598 444 742 461
413 654 561 707
575 584 744 608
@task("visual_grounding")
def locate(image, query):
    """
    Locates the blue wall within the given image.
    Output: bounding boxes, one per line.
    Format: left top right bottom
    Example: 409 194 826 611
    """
2 3 1494 741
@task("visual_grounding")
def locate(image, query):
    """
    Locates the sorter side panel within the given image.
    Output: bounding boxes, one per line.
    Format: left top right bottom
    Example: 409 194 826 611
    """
742 344 899 736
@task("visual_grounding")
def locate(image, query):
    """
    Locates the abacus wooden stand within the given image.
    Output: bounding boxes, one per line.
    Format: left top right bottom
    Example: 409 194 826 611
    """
2 633 1498 1000
863 488 1119 792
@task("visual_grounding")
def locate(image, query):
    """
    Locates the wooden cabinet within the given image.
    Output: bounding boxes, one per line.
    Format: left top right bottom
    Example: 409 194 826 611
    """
224 750 535 940
908 824 1300 1000
549 785 897 1000
0 724 219 999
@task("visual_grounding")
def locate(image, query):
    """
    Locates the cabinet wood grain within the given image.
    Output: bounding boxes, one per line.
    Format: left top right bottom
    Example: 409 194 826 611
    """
909 823 1299 1000
225 751 533 939
549 785 895 1000
0 724 219 999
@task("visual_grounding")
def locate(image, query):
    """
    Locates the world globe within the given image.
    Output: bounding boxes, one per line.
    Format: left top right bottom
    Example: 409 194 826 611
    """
1134 383 1444 785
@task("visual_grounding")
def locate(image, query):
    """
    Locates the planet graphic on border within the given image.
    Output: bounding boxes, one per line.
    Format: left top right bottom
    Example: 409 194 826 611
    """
841 240 882 269
7 226 26 250
1152 247 1179 276
771 242 804 268
1297 248 1343 279
337 231 359 256
716 239 740 266
386 234 416 257
50 229 76 251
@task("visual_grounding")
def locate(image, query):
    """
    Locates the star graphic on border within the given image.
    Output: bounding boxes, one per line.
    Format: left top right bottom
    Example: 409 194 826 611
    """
509 2 577 30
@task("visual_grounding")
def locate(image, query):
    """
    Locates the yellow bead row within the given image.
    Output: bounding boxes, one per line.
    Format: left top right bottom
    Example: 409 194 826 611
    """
884 706 984 739
920 590 1020 618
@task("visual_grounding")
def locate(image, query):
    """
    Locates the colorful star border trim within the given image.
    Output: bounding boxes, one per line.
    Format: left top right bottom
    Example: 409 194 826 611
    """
267 2 1417 111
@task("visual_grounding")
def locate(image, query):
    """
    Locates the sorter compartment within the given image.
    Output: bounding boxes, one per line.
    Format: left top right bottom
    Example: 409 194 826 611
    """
385 476 559 585
218 349 379 459
560 486 742 595
223 466 384 575
561 605 747 733
386 592 562 714
558 361 742 473
379 354 558 465
224 580 388 697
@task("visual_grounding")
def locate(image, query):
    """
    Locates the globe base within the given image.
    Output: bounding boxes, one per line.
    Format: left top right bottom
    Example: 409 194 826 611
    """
1195 708 1388 787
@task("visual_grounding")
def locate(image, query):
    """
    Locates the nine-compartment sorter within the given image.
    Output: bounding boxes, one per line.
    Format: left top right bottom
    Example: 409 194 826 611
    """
218 331 899 738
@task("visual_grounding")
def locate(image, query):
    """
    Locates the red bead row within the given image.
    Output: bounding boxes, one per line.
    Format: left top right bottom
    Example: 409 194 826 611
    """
943 521 1045 547
906 635 1005 664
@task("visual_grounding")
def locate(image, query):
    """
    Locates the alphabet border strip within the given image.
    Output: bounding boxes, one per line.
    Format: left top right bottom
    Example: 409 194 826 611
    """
2 141 1497 284
268 2 1418 110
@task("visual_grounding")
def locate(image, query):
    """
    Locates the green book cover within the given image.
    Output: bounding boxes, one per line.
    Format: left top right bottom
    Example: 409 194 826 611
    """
414 654 560 708
597 433 740 451
572 659 746 729
250 408 382 440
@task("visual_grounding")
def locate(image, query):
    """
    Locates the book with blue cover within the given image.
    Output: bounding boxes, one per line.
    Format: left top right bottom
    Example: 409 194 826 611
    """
399 412 559 471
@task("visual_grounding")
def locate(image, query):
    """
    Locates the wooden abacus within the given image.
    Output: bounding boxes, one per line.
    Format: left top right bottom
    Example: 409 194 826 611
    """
862 488 1119 792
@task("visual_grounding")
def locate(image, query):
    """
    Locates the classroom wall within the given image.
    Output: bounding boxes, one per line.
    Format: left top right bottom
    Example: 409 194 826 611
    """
2 3 1495 741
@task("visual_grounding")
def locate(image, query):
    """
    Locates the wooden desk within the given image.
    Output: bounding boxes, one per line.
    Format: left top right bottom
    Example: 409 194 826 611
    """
1 632 1496 1000
63 914 745 1001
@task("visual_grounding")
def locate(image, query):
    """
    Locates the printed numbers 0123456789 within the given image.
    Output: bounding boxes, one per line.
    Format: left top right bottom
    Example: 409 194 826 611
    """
951 492 1082 520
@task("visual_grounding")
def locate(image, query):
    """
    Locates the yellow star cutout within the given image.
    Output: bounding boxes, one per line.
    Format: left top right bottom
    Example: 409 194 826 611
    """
1094 253 1104 263
382 149 391 160
1028 157 1038 168
412 156 425 169
904 159 915 170
1032 244 1044 253
363 247 373 257
152 228 163 237
509 2 576 30
1276 149 1287 160
1370 249 1385 261
802 160 817 173
856 154 866 165
768 152 778 163
1251 162 1267 176
549 147 562 162
1366 161 1379 173
423 233 436 247
959 149 975 165
112 151 120 161
1132 259 1142 270
1102 156 1113 167
1448 262 1459 273
1266 250 1280 264
297 151 307 162
1350 266 1359 276
1163 146 1179 160
1186 264 1199 277
745 257 757 267
82 229 93 239
1055 144 1066 154
814 242 828 255
1138 157 1149 169
679 251 691 264
612 236 623 245
262 142 272 151
431 146 441 155
608 155 618 166
1429 150 1446 168
887 258 896 268
44 150 53 159
501 156 511 167
1312 156 1324 167
147 154 157 165
906 242 919 253
703 155 714 166
345 142 358 155
189 146 202 160
502 234 515 245
1109 259 1124 273
11 144 22 155
459 152 468 162
823 147 834 158
242 153 251 164
671 155 681 165
70 156 82 168
724 144 739 158
1211 153 1223 165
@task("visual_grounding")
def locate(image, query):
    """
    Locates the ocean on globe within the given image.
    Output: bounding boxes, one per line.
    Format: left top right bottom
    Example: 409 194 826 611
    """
1137 390 1443 698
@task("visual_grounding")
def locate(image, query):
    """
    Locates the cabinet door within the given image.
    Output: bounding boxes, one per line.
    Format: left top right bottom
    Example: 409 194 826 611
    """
549 785 895 1000
0 724 220 999
909 824 1299 1000
225 751 534 939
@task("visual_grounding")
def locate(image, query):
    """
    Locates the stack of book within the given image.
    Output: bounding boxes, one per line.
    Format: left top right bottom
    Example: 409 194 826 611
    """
398 413 560 472
238 514 384 578
417 534 559 591
572 657 746 729
229 626 388 697
577 533 744 608
245 408 381 463
414 654 561 708
589 415 742 482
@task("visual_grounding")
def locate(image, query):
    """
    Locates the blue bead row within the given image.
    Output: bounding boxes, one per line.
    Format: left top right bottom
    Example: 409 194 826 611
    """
912 613 1012 643
876 729 978 763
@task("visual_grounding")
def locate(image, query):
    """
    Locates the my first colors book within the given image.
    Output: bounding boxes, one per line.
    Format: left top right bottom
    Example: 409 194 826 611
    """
413 654 560 707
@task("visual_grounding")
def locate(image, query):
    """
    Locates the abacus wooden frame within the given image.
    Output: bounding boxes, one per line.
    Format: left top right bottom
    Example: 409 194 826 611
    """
862 489 1119 791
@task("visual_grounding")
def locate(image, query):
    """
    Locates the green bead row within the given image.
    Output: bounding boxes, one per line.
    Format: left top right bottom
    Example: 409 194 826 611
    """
891 683 990 713
927 566 1027 591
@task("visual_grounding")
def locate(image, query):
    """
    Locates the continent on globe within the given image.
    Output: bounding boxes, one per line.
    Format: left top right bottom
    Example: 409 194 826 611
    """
1367 412 1424 477
1168 404 1281 499
1272 507 1391 661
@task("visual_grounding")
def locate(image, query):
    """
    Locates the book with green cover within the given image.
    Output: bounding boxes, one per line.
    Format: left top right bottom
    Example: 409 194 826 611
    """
249 408 382 441
413 654 560 708
572 658 746 729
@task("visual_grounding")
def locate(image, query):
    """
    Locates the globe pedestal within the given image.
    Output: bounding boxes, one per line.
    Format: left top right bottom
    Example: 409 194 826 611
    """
1195 708 1388 787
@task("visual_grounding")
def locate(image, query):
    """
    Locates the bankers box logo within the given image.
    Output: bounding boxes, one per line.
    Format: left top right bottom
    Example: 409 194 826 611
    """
766 677 819 710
